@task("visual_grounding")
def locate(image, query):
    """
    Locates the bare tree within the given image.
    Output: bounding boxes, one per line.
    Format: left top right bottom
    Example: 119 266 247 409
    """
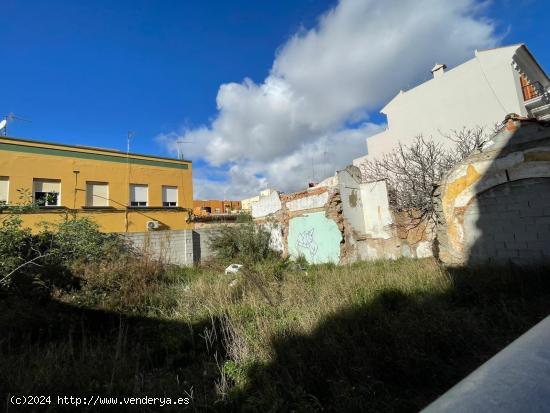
441 125 500 163
359 126 498 226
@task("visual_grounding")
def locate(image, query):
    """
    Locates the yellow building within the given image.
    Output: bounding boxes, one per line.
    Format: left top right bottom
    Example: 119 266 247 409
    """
0 136 193 232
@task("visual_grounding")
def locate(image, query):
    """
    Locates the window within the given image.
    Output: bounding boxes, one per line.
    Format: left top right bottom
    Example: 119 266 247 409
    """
215 208 221 214
0 177 8 205
33 179 61 206
86 182 109 207
162 186 178 207
129 184 148 207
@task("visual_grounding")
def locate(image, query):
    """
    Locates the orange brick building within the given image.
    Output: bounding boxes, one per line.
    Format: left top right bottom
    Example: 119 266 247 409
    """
193 199 242 216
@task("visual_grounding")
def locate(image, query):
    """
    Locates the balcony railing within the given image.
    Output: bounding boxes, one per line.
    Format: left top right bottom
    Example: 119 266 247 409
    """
522 80 544 101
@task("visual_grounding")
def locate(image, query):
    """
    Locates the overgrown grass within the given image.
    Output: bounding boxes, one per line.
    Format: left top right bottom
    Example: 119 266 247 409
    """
2 257 550 412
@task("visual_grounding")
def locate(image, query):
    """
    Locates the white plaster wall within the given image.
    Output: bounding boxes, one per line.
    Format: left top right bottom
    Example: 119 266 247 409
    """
360 180 393 239
287 192 329 212
362 46 526 161
251 191 281 218
241 195 260 211
261 221 284 252
338 167 366 235
415 241 433 258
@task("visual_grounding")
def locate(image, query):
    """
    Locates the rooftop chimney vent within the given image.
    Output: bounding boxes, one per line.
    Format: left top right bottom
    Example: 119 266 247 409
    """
431 63 447 78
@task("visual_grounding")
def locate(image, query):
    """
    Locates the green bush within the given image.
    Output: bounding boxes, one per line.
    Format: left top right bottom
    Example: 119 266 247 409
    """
236 212 253 223
209 222 279 263
0 214 32 289
0 213 128 295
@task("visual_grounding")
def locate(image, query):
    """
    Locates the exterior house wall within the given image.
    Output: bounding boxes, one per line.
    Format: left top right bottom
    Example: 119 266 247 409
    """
355 44 550 165
241 196 260 212
366 46 524 161
193 199 242 216
0 136 193 233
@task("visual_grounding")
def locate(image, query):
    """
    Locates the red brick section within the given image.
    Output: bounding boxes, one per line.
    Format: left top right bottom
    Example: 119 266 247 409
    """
280 187 328 202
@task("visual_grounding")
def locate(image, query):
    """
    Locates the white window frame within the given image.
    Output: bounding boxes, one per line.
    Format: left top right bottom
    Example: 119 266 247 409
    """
33 179 61 207
129 184 148 207
0 177 9 205
162 186 178 207
86 181 109 207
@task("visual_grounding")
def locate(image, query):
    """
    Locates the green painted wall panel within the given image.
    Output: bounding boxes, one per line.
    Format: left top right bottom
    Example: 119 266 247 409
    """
288 212 341 264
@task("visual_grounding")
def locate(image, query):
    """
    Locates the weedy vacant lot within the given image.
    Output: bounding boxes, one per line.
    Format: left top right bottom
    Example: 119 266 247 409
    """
2 246 550 412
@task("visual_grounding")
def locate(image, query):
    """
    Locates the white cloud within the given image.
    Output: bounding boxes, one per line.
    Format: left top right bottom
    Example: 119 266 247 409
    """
158 0 499 199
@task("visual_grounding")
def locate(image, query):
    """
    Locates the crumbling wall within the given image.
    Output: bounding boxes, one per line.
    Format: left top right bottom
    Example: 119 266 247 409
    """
435 118 550 266
252 166 434 264
251 190 282 218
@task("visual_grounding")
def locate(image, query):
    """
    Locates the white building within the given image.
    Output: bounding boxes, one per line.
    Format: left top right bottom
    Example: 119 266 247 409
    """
241 188 277 212
354 44 550 165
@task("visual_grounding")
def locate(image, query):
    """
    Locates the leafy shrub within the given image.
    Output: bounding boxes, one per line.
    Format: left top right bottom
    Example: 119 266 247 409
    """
209 223 279 263
0 213 128 295
236 212 253 223
0 214 32 289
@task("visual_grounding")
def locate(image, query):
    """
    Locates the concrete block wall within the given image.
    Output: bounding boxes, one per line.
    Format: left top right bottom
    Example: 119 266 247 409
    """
122 228 221 266
435 118 550 266
191 228 219 262
122 230 195 266
463 178 550 265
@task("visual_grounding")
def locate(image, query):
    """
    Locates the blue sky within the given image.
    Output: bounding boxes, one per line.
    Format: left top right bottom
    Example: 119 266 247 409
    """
1 0 548 198
1 0 332 152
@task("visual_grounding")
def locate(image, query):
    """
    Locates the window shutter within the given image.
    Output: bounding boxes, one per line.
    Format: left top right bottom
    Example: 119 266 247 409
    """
87 182 109 207
0 177 8 203
34 180 60 193
130 184 148 205
163 186 177 206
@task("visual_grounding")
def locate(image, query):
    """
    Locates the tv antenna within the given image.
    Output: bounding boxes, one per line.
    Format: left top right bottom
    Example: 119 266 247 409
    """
127 131 135 154
175 138 194 160
0 112 31 136
323 150 328 179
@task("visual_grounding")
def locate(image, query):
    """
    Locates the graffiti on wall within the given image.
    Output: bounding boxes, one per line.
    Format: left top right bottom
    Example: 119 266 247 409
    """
296 228 319 260
288 212 341 264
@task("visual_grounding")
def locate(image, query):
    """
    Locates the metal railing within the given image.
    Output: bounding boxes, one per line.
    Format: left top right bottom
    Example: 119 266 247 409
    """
522 80 543 101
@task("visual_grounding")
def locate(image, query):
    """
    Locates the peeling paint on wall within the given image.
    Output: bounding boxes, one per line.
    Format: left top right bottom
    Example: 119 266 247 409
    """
287 191 329 211
360 181 393 239
337 166 366 236
261 221 284 252
288 212 341 264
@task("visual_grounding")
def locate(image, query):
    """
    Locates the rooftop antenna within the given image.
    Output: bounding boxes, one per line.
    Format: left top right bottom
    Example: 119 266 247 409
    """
1 112 31 136
323 150 328 179
127 131 135 154
175 138 194 160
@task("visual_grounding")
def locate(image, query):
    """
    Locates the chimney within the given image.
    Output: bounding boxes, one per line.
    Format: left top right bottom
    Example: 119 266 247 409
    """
431 63 447 79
